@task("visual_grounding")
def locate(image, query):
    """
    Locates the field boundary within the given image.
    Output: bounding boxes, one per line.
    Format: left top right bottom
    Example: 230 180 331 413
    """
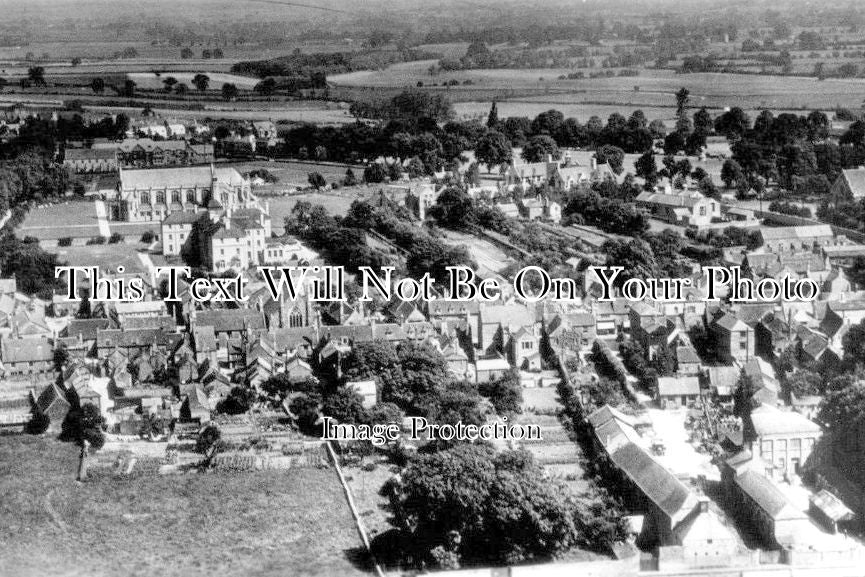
325 440 387 577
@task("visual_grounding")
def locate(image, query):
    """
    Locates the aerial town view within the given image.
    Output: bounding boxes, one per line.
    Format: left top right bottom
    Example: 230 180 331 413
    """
6 0 865 575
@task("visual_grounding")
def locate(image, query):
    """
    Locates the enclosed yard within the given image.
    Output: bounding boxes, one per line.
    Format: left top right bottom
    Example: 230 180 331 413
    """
17 201 103 241
0 435 370 577
50 243 150 276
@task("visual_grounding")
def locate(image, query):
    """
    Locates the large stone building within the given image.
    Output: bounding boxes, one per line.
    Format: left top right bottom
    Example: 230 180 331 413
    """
108 165 254 223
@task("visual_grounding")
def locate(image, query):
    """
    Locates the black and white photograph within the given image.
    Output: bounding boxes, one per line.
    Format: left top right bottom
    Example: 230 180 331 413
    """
3 0 865 575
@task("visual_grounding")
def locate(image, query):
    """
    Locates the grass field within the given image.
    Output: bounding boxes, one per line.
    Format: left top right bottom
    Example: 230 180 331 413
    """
127 72 260 90
232 160 359 187
50 243 149 276
267 188 377 234
17 201 104 241
333 62 865 121
0 435 370 577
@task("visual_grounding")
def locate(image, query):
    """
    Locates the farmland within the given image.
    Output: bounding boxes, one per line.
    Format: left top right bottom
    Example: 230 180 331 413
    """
0 435 369 577
333 63 865 121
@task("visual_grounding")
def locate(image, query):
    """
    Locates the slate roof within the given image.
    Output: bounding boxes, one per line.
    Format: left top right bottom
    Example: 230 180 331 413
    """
62 318 112 341
1 337 54 363
608 442 696 521
195 309 265 333
736 470 806 520
749 403 821 437
121 166 245 190
657 376 700 397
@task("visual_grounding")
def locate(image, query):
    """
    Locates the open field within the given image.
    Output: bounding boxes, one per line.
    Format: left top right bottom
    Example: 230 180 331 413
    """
334 62 865 121
17 201 103 241
0 435 370 577
127 72 260 91
268 191 366 234
50 243 150 276
438 229 515 276
232 160 360 187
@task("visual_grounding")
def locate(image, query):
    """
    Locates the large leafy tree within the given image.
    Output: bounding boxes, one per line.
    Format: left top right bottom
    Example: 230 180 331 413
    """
474 130 512 169
387 444 618 569
521 135 559 163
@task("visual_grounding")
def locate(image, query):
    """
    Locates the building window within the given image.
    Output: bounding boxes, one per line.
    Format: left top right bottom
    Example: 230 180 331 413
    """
141 191 151 204
699 206 706 216
156 191 165 204
521 341 533 350
187 190 196 203
172 190 181 204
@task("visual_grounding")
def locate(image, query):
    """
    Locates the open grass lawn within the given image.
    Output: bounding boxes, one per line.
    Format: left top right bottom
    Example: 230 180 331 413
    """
267 188 371 234
0 435 370 577
50 243 149 276
231 160 358 187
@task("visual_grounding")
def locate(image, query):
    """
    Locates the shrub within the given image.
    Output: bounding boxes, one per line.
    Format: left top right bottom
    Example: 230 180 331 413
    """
86 236 106 245
58 237 72 247
108 232 124 244
140 230 156 243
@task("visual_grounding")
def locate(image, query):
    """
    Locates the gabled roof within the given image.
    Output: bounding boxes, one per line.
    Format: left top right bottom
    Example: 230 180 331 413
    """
839 167 865 197
608 442 696 522
657 376 700 397
735 470 807 520
714 312 748 332
749 403 821 437
195 309 265 333
63 318 111 341
2 337 54 363
121 166 245 190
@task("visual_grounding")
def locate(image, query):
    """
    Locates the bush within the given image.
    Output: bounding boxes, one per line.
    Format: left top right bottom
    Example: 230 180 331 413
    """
108 232 124 244
86 236 106 245
140 230 156 243
58 237 72 247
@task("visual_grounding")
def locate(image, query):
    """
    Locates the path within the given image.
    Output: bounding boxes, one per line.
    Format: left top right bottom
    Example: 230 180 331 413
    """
94 200 111 237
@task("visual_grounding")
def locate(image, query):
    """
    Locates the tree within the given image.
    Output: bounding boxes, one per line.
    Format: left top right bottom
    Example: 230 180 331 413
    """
289 392 322 434
721 159 744 189
596 145 625 175
196 424 222 458
842 321 865 367
387 444 592 568
181 47 194 59
192 73 210 92
475 130 512 169
521 135 559 163
675 87 690 117
429 187 477 230
819 378 865 437
786 370 823 399
221 83 238 101
213 48 224 59
322 387 369 425
308 172 326 189
364 163 388 183
62 402 104 481
634 151 658 189
123 79 136 97
344 168 358 186
217 386 256 414
477 369 522 416
28 66 46 87
714 107 751 139
162 76 178 92
175 83 188 95
0 78 6 91
486 101 499 129
663 131 685 155
90 77 105 94
254 77 277 96
601 238 657 286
